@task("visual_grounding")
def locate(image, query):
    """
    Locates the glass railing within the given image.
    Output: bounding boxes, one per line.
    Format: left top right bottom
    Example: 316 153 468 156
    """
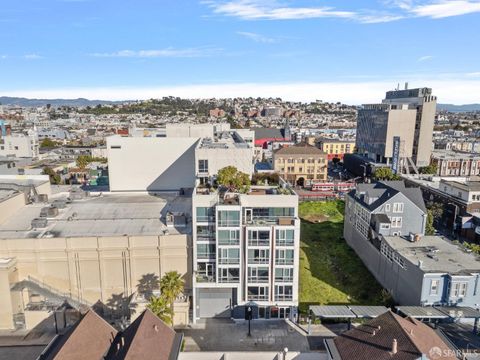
196 216 215 223
248 258 270 264
275 240 294 246
248 294 269 301
218 276 240 283
248 239 270 246
197 252 216 260
275 259 294 265
196 274 215 283
218 239 240 246
218 258 240 265
275 294 293 301
248 276 269 283
275 276 293 282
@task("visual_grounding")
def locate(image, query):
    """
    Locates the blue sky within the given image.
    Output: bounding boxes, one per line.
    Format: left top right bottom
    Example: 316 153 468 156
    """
1 0 480 103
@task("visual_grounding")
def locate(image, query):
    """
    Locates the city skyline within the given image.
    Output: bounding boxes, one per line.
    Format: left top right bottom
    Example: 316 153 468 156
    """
1 0 480 103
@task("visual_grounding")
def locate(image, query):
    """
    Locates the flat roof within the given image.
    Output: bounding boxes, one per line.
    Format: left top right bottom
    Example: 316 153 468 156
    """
0 192 191 239
396 306 449 319
436 307 480 319
348 306 389 318
383 235 480 274
310 306 356 318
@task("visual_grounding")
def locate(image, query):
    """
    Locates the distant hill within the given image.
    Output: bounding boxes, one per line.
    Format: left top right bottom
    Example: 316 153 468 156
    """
0 96 127 107
437 103 480 112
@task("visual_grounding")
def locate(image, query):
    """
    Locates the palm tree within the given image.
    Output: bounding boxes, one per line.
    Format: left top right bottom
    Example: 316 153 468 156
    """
160 271 184 316
147 296 173 325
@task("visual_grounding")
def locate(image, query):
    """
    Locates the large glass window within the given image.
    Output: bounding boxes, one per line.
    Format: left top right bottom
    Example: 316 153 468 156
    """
248 249 270 264
218 230 240 245
248 230 270 246
275 285 293 301
218 248 240 264
219 268 239 283
275 249 294 265
252 207 294 218
248 267 269 283
196 207 214 222
218 210 240 227
197 244 215 260
196 225 215 241
276 229 294 246
248 286 269 301
275 268 293 282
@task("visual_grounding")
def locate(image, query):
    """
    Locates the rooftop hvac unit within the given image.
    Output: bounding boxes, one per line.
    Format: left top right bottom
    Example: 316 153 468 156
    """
40 206 59 218
35 194 49 203
52 199 67 209
31 218 48 228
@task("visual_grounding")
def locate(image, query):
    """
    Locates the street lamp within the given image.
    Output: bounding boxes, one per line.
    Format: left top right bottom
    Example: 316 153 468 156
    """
283 347 289 360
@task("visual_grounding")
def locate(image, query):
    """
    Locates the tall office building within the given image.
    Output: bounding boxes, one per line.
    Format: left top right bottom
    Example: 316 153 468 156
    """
192 182 300 322
356 86 437 168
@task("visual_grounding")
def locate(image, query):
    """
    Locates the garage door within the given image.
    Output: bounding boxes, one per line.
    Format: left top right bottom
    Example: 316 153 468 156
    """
198 288 232 318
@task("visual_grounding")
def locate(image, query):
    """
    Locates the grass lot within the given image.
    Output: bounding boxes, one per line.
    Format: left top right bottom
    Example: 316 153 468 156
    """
299 200 386 313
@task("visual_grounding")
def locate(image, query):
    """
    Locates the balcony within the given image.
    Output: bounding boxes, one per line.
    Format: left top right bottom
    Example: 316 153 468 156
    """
275 294 293 301
248 239 270 247
275 259 294 265
248 258 270 265
197 252 216 260
248 276 269 283
196 274 215 283
218 239 240 246
248 294 269 301
196 216 216 223
218 276 240 283
275 240 294 247
245 217 295 226
275 276 293 282
218 258 240 265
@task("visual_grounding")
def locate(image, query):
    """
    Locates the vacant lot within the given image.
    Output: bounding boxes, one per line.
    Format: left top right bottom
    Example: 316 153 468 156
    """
299 200 385 313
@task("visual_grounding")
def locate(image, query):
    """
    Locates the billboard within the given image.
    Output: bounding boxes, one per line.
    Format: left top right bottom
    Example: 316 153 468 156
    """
392 136 401 174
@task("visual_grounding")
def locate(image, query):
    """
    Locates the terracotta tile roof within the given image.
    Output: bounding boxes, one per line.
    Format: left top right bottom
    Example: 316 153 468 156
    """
104 309 181 360
41 310 117 360
328 311 457 360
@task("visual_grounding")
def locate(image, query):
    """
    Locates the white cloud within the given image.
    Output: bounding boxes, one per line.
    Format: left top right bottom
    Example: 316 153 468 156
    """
417 55 434 62
409 0 480 18
3 78 480 104
0 55 7 59
90 47 222 58
23 54 43 60
466 72 480 77
203 0 480 23
236 31 278 43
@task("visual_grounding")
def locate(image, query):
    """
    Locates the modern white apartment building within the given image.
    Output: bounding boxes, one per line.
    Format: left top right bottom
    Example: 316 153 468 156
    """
191 181 300 322
0 132 39 159
107 123 254 192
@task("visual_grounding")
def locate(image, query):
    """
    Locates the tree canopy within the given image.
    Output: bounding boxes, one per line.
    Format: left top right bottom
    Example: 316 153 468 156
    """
216 166 251 193
372 167 401 181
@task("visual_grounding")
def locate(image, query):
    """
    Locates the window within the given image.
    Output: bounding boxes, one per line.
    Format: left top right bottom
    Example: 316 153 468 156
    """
385 204 391 212
392 203 404 213
275 249 294 265
380 223 390 230
276 229 294 246
430 280 439 295
248 286 269 301
218 230 239 245
196 207 214 222
248 249 270 264
196 225 215 241
219 268 239 283
218 211 240 227
197 244 215 259
390 217 402 228
248 230 270 246
275 267 293 282
275 285 293 301
451 282 468 298
110 145 121 149
218 248 240 264
198 159 208 173
248 267 269 282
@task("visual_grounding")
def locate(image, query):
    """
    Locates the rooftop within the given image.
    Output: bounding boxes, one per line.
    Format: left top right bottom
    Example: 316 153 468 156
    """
383 235 480 274
442 180 480 192
0 192 192 239
274 144 327 156
198 131 250 150
432 149 480 160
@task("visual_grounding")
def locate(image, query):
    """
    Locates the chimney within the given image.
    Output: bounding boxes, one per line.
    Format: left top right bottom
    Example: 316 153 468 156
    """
392 339 398 354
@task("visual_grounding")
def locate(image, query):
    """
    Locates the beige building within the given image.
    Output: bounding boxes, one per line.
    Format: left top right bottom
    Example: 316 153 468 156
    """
0 180 192 330
273 145 328 186
316 138 355 161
